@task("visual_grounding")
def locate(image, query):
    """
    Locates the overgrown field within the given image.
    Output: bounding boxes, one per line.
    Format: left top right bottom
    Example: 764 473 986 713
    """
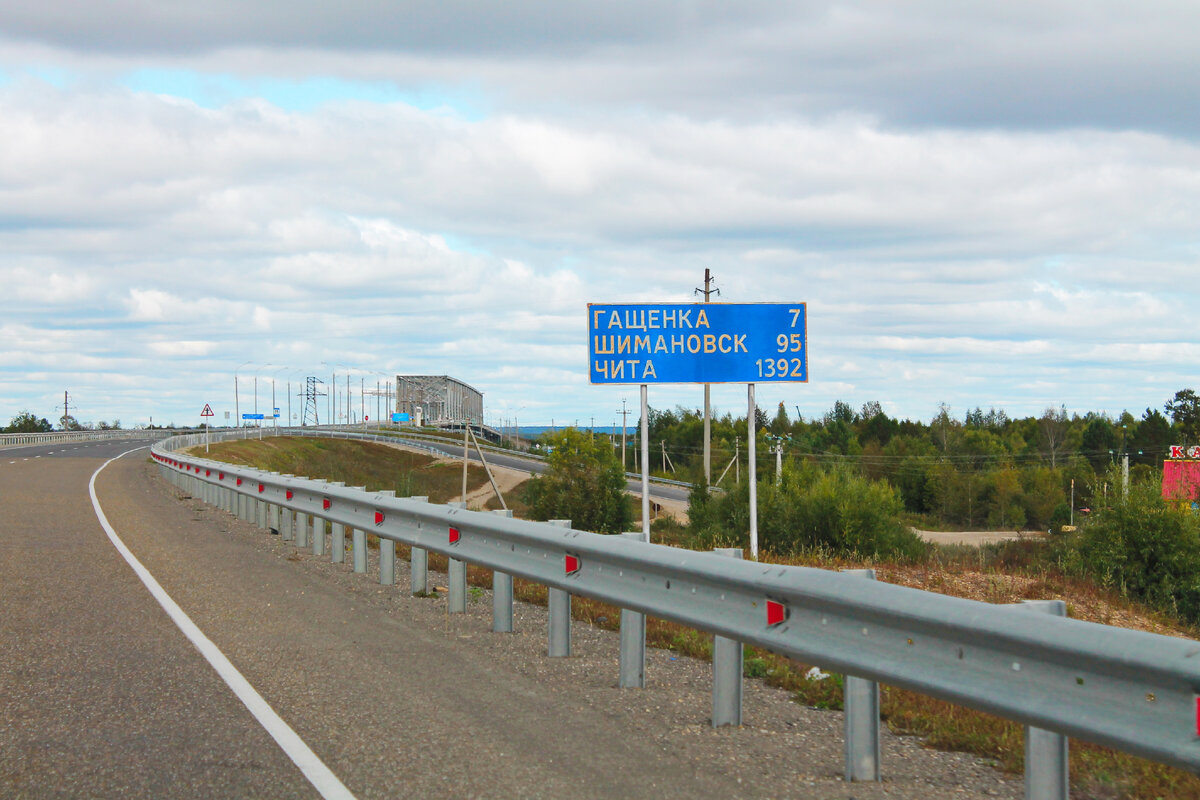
186 436 1200 800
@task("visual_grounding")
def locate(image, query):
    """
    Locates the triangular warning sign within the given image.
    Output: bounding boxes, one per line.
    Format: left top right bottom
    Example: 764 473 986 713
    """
201 404 215 416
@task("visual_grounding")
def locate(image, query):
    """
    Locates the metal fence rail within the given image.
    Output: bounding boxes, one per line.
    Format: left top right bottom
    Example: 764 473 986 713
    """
152 429 1200 793
0 429 172 448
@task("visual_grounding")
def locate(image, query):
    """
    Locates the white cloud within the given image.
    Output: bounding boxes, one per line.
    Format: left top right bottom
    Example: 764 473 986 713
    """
148 340 216 357
2 6 1200 427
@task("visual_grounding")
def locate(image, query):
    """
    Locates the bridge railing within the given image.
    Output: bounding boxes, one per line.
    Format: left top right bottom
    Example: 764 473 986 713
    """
153 429 1200 796
0 429 173 448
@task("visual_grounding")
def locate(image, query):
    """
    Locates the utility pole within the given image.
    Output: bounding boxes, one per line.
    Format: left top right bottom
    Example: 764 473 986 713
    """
695 268 718 485
735 436 740 484
767 434 789 485
617 398 630 470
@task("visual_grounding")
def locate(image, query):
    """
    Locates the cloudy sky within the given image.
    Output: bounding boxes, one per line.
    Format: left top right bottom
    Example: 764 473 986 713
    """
2 1 1199 430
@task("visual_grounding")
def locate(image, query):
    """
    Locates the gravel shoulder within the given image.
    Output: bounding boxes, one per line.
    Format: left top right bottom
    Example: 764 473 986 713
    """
113 456 1021 799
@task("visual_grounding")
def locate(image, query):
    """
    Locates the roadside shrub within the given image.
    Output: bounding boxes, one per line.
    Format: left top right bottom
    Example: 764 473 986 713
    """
1059 479 1200 622
690 463 928 560
521 428 633 533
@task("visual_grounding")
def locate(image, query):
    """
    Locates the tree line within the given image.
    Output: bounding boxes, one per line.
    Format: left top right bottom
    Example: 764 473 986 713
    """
639 388 1200 532
3 411 123 433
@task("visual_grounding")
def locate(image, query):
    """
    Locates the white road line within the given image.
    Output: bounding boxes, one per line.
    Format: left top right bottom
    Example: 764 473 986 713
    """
89 447 356 800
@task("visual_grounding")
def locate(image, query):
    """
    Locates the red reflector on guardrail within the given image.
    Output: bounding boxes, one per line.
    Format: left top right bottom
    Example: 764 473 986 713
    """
565 555 581 575
449 526 460 544
205 470 210 477
258 484 265 493
219 472 224 480
286 490 293 500
236 478 242 486
323 498 331 510
767 600 787 626
375 511 384 525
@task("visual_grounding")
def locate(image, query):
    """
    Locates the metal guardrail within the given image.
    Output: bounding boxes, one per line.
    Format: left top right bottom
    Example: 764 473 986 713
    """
153 429 1200 791
0 429 173 448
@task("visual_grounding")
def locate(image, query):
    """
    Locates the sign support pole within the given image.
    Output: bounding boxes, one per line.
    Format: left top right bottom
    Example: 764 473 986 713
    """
748 383 758 559
640 384 650 542
461 422 470 502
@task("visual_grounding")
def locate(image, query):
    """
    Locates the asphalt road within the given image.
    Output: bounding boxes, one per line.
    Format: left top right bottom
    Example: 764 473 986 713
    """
0 439 320 798
1 439 1019 799
0 440 769 798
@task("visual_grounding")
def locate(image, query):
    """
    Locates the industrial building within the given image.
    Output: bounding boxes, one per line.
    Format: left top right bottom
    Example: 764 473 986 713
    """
395 375 483 427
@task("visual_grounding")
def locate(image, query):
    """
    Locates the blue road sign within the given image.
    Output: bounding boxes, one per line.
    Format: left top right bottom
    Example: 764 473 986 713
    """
392 413 410 423
588 302 807 384
242 413 265 420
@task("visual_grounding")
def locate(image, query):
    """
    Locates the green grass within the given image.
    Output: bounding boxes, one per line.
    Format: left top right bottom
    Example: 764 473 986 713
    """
193 436 490 503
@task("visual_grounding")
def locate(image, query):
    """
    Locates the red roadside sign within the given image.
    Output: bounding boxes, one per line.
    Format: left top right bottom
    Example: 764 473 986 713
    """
201 404 214 417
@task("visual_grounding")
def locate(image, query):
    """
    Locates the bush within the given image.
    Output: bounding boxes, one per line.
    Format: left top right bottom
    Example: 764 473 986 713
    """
690 462 928 560
521 428 633 533
1059 479 1200 622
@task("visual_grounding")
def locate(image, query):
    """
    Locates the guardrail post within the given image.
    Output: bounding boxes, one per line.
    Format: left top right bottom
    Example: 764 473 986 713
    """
328 483 349 563
1016 600 1069 800
269 499 280 535
492 510 514 632
256 492 267 530
410 496 430 594
296 511 310 549
447 502 468 613
618 532 648 688
842 568 881 782
712 548 744 727
378 491 396 585
281 504 294 541
312 511 326 557
548 519 572 657
352 525 367 573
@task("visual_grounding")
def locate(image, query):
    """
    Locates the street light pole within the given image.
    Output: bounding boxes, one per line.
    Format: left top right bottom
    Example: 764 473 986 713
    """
235 360 253 428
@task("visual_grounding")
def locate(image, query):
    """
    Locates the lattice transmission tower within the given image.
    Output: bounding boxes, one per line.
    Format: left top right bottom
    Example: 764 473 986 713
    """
302 377 326 426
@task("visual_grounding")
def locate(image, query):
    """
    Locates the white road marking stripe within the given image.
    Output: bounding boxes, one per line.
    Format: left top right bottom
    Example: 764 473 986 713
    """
89 447 356 800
